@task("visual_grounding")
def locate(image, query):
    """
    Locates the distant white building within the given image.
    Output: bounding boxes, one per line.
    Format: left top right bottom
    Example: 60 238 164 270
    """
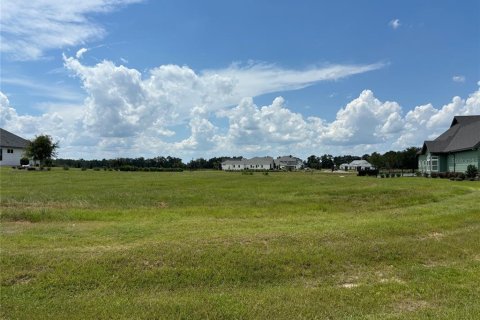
0 128 29 166
222 157 275 171
221 155 303 171
341 159 374 171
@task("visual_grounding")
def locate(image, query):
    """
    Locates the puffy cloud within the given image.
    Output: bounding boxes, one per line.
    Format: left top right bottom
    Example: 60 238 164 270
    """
389 19 401 30
452 75 466 83
218 97 311 151
2 55 479 159
0 91 67 139
62 55 382 140
0 0 142 60
322 90 404 145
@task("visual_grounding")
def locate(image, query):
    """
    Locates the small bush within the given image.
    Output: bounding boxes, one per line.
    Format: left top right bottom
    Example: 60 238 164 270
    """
431 172 438 178
466 165 478 179
81 167 87 171
20 157 30 165
263 172 269 176
396 173 401 178
27 167 36 171
63 165 70 170
380 174 385 178
93 167 101 171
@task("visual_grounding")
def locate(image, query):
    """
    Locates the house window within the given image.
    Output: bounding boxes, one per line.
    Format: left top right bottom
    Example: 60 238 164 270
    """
7 149 14 153
0 148 2 161
431 156 438 172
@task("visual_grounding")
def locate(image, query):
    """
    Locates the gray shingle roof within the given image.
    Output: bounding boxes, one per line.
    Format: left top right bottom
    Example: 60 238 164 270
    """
0 128 29 148
274 156 302 165
245 157 273 165
420 115 480 154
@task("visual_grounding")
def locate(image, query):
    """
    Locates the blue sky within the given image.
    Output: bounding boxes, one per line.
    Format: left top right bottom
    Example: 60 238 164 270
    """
1 0 479 159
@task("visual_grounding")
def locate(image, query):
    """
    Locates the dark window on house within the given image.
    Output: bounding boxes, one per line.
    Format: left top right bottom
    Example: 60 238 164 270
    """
7 149 14 153
0 148 2 161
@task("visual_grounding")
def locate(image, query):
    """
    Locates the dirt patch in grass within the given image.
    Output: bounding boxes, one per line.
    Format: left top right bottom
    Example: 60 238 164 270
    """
2 273 34 286
155 201 168 208
395 299 430 313
1 199 94 210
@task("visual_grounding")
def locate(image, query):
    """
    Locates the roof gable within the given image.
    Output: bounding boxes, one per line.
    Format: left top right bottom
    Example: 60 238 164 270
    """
0 128 29 148
420 115 480 154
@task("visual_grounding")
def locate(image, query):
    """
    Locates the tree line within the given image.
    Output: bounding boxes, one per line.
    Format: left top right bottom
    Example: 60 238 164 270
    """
54 147 419 171
54 156 244 170
305 147 420 170
27 134 420 171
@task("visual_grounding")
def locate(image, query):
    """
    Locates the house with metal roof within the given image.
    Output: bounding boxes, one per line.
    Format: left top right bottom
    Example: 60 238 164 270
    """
0 128 30 166
417 115 480 174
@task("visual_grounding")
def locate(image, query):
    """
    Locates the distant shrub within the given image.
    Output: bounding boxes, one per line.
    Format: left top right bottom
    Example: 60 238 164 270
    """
27 167 36 171
81 167 87 171
396 173 401 178
93 167 101 171
263 172 269 176
415 171 421 177
357 169 378 177
430 172 438 178
438 172 447 179
47 167 51 171
20 157 30 165
63 165 70 170
466 165 478 179
117 165 183 172
380 174 385 178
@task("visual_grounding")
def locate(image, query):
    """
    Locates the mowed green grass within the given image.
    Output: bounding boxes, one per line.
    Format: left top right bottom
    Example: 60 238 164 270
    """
1 168 479 319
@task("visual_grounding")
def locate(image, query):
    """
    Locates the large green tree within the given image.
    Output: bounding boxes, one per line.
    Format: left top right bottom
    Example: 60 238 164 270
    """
25 135 59 167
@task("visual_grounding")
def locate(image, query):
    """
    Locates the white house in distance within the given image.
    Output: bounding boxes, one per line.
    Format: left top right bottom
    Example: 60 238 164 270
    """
221 155 303 171
0 128 30 166
274 156 303 170
339 160 374 171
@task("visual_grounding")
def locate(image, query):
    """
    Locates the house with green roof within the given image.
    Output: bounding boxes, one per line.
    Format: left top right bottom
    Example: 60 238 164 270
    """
417 115 480 174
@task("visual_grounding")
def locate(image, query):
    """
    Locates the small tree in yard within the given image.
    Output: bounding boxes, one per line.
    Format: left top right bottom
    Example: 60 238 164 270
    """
25 135 59 167
466 165 478 179
20 157 30 165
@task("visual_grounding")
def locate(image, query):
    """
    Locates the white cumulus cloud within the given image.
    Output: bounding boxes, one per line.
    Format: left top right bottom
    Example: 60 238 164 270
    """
1 56 479 159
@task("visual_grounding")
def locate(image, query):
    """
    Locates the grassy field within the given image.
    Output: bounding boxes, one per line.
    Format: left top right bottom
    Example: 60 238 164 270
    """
1 168 479 319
